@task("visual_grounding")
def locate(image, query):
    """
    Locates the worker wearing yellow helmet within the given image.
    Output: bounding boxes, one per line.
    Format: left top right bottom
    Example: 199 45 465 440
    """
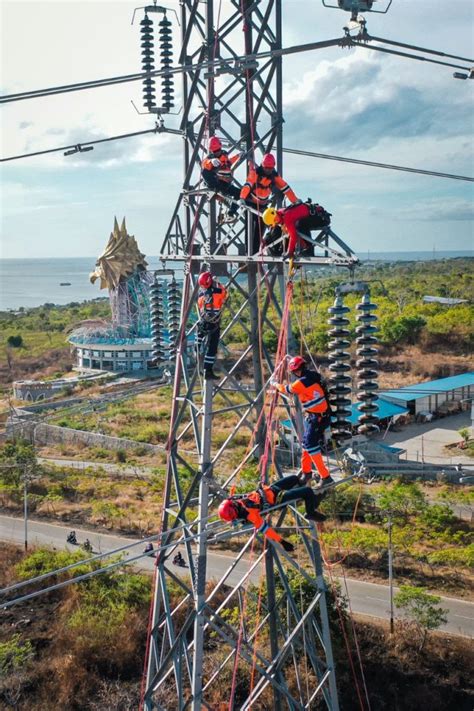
262 202 331 258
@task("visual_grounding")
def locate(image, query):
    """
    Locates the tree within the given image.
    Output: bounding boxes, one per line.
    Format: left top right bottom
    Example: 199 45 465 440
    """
394 585 448 651
0 441 38 488
376 482 426 522
379 316 426 346
458 428 470 445
7 334 23 348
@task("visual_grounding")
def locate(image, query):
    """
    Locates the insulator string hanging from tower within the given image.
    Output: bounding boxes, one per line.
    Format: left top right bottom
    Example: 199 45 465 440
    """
158 15 174 112
150 278 166 364
140 14 156 111
327 294 353 441
167 279 181 359
356 290 380 434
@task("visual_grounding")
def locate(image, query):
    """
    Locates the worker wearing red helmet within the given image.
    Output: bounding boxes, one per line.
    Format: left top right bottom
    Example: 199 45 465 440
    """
240 153 298 207
201 136 241 223
239 153 298 252
217 474 326 550
262 202 331 258
196 271 228 379
275 356 334 487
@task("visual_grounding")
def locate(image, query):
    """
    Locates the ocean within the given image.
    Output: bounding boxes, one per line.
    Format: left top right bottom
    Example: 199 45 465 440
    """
0 251 472 311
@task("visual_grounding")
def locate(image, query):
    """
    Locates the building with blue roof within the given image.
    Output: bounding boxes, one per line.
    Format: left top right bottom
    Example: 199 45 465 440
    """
348 400 408 424
381 372 474 415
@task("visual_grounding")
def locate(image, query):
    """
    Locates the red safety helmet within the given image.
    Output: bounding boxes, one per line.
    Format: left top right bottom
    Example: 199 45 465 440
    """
209 136 222 152
218 499 238 522
198 271 213 288
288 355 306 373
261 153 276 169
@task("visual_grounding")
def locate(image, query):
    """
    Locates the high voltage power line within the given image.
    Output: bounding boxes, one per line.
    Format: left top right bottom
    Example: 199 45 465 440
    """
1 126 473 182
0 33 471 105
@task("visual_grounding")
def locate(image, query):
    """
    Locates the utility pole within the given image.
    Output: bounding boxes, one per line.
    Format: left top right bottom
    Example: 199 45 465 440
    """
23 469 29 551
387 511 394 633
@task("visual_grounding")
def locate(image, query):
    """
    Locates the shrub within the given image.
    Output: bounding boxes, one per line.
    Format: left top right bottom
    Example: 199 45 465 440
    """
0 634 34 674
419 504 457 531
15 548 89 580
116 449 127 463
427 544 474 569
7 334 23 348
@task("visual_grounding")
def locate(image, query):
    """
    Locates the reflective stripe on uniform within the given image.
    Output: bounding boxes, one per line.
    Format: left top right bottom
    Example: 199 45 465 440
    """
258 521 269 535
303 396 324 410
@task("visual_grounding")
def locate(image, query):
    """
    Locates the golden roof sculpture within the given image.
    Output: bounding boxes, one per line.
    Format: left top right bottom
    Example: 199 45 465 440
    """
90 217 148 290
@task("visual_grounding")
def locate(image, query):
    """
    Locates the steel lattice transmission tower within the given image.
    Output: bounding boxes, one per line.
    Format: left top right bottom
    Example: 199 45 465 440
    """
144 2 355 709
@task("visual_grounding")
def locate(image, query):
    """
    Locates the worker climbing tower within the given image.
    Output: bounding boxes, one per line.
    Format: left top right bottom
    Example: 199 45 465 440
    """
142 3 357 709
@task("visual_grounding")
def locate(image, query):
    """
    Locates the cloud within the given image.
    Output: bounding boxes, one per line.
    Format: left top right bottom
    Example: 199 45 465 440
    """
282 49 473 153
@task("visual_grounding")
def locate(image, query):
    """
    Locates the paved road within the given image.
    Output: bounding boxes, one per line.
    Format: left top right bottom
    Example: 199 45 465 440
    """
1 515 472 638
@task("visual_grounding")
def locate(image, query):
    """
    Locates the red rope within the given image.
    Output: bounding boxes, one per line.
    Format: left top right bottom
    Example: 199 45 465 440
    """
320 535 367 711
259 280 294 482
228 533 259 709
340 567 372 711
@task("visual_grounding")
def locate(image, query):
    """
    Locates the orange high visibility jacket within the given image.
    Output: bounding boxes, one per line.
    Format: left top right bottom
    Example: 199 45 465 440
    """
201 150 239 183
240 166 297 206
234 485 282 542
197 282 228 318
277 369 328 415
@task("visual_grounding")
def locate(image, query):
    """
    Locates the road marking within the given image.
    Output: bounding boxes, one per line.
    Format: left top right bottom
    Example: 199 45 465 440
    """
365 596 386 602
453 614 473 621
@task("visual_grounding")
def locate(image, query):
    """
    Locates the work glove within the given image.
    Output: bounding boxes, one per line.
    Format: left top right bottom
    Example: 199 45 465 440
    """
280 539 295 553
239 198 247 208
269 377 278 387
211 158 221 167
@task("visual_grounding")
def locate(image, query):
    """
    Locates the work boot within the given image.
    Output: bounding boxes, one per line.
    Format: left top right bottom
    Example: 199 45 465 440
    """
204 368 219 380
307 510 326 523
315 475 335 490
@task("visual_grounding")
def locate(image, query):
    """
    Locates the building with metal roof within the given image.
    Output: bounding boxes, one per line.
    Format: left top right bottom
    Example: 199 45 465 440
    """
381 372 474 414
348 400 408 425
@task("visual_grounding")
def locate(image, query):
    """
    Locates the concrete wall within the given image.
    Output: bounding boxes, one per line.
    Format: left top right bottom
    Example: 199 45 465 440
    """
6 420 161 455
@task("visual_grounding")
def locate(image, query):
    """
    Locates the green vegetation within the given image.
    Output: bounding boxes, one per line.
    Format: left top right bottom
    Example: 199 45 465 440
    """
394 585 448 650
0 299 110 390
0 634 34 674
320 481 473 593
1 545 150 709
6 335 24 348
224 258 474 354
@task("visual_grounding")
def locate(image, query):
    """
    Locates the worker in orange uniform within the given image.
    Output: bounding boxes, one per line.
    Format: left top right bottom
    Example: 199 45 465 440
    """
201 136 241 223
262 202 331 258
217 474 326 550
239 153 298 252
196 271 228 379
274 356 334 487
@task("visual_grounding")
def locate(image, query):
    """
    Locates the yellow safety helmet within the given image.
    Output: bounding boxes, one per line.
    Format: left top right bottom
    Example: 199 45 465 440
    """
262 207 278 227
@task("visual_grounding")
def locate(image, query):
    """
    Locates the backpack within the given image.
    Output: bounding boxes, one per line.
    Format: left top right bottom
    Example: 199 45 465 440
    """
315 372 333 428
304 199 332 227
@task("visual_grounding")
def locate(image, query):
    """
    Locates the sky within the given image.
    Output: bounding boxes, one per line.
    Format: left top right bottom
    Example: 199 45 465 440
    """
1 0 473 259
